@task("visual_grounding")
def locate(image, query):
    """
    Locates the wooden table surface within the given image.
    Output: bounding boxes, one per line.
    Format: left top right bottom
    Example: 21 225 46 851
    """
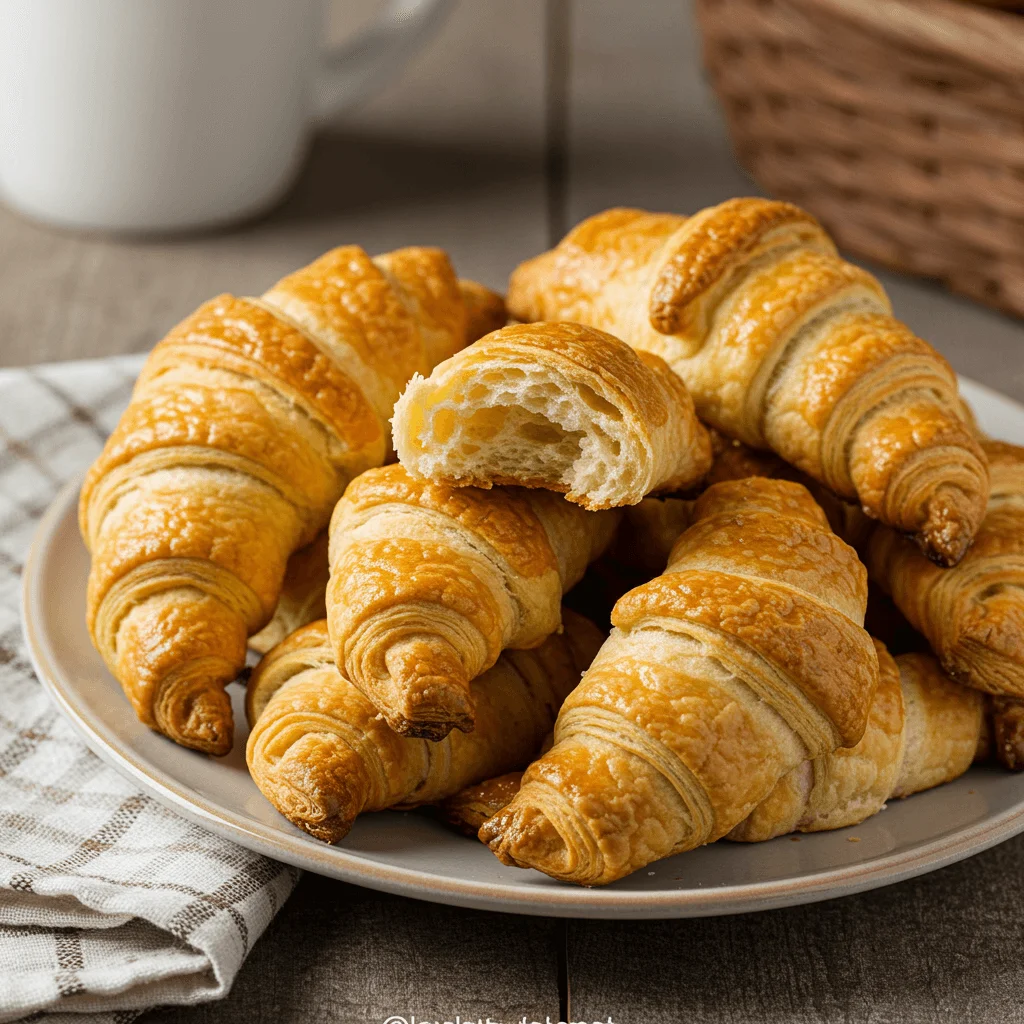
5 2 1024 1021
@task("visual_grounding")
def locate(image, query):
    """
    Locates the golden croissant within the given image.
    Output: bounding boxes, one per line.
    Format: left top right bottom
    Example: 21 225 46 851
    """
481 477 879 885
453 644 985 844
866 439 1024 699
507 197 988 566
730 642 985 841
326 463 619 739
81 245 505 754
245 610 604 843
393 320 712 509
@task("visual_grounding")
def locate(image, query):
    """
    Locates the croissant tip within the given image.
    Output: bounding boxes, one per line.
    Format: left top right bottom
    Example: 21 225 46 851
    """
915 486 986 567
479 801 574 878
257 732 363 842
478 810 520 865
918 521 972 568
383 642 477 738
387 714 470 741
163 689 234 756
290 815 355 845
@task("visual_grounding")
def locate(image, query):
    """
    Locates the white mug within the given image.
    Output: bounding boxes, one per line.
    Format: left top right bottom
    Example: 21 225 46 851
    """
0 0 452 234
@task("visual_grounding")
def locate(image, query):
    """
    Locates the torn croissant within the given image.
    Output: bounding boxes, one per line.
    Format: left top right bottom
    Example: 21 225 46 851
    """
481 477 879 885
326 464 619 740
393 320 712 509
81 244 504 754
508 197 988 566
245 611 604 843
729 642 986 842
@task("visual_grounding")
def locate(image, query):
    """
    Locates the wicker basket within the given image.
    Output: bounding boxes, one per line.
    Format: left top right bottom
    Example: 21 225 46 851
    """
695 0 1024 318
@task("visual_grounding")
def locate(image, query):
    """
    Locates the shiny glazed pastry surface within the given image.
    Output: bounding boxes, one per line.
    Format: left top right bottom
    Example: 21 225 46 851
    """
326 463 619 740
245 610 603 843
393 320 712 509
81 244 504 754
481 477 879 885
507 198 988 566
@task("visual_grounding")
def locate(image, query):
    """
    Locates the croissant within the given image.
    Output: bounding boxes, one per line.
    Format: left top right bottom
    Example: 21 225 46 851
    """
866 440 1024 699
249 532 330 655
392 321 712 509
481 476 879 885
441 645 988 843
245 610 604 843
81 245 504 754
507 198 988 566
326 464 618 739
729 642 985 842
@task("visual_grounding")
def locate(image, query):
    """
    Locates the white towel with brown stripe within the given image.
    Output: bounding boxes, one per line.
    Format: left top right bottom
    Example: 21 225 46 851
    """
0 358 300 1024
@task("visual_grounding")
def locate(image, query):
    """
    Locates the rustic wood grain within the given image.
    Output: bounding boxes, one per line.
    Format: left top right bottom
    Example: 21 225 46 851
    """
567 833 1024 1024
0 0 548 367
144 877 563 1024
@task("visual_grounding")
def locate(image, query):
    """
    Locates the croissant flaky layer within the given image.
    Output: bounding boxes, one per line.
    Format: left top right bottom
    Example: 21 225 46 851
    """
481 477 878 885
245 611 604 843
81 244 504 754
729 643 985 842
393 320 713 509
868 440 1024 699
507 197 988 566
326 463 619 740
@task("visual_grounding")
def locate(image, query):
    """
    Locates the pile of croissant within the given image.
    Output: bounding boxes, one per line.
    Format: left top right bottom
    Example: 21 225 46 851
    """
81 198 1024 887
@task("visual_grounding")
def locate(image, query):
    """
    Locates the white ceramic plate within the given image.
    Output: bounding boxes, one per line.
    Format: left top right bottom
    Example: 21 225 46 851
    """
21 377 1024 920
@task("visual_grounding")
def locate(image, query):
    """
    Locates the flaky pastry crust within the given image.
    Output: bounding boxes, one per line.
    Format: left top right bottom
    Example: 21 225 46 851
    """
393 321 712 509
481 477 878 885
730 642 983 841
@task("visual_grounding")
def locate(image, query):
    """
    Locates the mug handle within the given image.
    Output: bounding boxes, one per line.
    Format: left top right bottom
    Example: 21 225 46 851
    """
313 0 455 121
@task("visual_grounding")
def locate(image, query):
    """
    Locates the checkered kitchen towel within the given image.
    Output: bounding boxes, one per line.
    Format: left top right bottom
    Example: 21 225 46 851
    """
0 356 300 1023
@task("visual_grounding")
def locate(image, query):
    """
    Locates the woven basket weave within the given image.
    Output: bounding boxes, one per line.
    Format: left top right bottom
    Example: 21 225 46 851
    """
695 0 1024 318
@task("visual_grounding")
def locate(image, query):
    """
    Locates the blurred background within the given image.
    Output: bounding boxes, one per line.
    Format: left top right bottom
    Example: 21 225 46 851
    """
1 0 1021 397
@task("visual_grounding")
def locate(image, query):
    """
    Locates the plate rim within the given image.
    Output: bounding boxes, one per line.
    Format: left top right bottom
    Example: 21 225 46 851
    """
21 376 1024 919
